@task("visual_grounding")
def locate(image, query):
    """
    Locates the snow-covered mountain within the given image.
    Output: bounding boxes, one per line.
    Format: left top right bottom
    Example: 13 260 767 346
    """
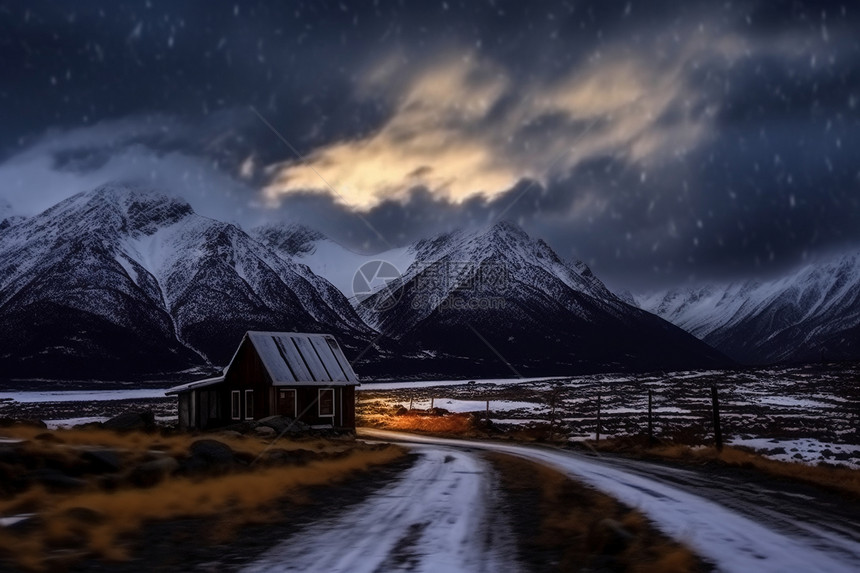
254 223 416 302
0 187 732 380
0 184 373 379
637 252 860 364
354 221 730 375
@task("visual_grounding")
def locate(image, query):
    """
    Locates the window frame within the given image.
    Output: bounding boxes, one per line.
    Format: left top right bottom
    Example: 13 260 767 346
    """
318 388 335 418
245 389 254 420
230 390 241 420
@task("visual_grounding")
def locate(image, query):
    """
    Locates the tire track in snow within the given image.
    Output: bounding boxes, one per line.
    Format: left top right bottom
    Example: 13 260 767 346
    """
242 446 522 573
362 430 860 573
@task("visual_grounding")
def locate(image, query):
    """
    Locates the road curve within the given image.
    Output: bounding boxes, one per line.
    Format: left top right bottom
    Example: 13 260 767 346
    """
242 444 521 573
360 429 860 573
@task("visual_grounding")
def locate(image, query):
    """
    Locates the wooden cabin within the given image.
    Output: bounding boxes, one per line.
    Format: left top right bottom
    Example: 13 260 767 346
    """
166 331 359 431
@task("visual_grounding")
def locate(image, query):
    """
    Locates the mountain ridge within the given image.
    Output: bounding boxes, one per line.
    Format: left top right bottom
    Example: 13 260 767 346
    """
0 186 738 380
0 183 374 379
353 221 731 375
636 251 860 363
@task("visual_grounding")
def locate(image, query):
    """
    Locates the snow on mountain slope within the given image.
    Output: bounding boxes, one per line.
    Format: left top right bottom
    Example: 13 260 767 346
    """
0 183 373 379
255 223 416 301
360 221 624 330
355 221 729 375
0 186 199 377
638 252 860 364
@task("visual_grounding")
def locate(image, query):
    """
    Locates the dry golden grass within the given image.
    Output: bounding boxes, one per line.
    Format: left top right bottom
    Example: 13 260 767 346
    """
0 429 404 571
382 412 475 433
360 409 477 434
0 426 349 459
592 439 860 498
488 452 705 572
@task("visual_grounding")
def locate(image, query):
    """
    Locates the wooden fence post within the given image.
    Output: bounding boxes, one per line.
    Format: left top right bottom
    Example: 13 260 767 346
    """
486 400 490 424
711 385 723 451
648 389 654 446
596 388 602 443
431 397 434 409
409 395 413 411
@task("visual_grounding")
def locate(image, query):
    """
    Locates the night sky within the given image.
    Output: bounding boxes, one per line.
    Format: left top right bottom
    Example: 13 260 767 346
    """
1 0 858 290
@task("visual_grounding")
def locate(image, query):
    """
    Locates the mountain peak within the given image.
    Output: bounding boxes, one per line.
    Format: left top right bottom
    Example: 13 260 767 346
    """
485 219 527 238
80 182 194 234
254 222 327 256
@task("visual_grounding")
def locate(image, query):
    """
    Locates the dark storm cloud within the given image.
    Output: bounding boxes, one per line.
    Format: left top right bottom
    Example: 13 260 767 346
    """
1 0 859 289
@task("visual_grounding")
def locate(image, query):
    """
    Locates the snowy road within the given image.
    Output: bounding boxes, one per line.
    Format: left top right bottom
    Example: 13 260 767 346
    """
358 429 860 573
243 445 521 573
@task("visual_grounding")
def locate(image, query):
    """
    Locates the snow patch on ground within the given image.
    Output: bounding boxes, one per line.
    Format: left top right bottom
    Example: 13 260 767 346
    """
754 395 834 409
730 437 860 469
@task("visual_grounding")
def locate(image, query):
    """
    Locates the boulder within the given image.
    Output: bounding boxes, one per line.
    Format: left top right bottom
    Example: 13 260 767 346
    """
103 410 156 432
80 448 122 473
128 456 180 487
181 439 237 474
25 468 86 490
253 425 276 439
427 407 450 416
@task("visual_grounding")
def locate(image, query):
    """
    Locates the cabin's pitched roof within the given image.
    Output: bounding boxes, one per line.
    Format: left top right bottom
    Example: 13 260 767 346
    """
242 331 360 387
166 332 360 396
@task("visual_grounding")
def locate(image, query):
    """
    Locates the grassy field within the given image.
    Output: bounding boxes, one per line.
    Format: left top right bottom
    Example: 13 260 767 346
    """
589 438 860 498
0 426 404 570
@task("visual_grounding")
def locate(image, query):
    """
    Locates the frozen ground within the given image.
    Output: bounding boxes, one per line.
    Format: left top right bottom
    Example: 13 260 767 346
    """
728 437 860 469
243 445 521 573
1 364 857 467
359 363 860 468
361 430 860 573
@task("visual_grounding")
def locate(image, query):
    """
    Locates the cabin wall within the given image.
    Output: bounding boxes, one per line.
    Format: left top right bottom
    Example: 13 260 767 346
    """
220 338 273 426
342 386 356 428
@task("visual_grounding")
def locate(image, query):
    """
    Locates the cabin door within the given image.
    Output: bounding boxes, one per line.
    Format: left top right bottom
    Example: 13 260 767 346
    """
277 389 297 418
